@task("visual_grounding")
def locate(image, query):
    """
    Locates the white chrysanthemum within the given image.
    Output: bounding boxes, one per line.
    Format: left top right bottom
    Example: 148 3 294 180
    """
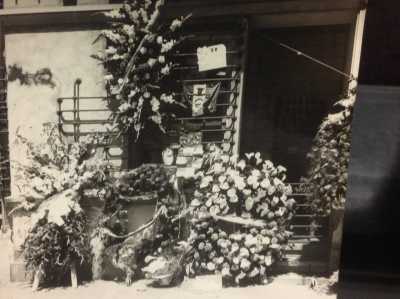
122 24 135 37
251 169 261 178
213 163 224 174
200 176 213 188
247 175 259 189
237 159 246 170
218 175 226 184
212 184 220 193
273 177 283 186
260 178 271 189
150 114 162 125
158 55 166 64
161 40 175 53
245 152 254 160
243 189 251 196
263 160 274 170
160 93 174 104
267 185 276 196
227 188 236 198
119 102 131 113
219 196 228 208
150 97 160 112
147 58 157 67
220 182 229 191
160 65 170 75
277 165 287 173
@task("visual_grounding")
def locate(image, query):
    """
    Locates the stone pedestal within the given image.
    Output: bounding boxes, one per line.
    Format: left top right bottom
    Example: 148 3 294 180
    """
8 206 32 283
0 228 12 284
80 195 104 280
328 207 345 272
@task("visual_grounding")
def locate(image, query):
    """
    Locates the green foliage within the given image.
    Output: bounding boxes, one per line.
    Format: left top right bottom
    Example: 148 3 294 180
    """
22 210 90 284
94 0 189 139
306 93 355 215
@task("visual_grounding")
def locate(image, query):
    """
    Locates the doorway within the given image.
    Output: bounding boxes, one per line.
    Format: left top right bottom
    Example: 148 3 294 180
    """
240 25 351 181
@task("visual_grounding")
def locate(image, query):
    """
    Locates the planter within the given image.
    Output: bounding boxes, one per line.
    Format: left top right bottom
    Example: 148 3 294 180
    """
328 206 344 272
80 195 104 280
8 207 32 283
126 201 157 233
80 195 104 236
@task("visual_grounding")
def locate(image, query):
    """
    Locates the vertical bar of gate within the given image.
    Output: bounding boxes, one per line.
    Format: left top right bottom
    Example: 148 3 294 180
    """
73 79 82 142
73 83 77 141
57 98 62 134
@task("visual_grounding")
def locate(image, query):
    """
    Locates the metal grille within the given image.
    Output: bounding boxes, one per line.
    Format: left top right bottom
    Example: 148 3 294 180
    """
57 79 124 168
169 19 248 154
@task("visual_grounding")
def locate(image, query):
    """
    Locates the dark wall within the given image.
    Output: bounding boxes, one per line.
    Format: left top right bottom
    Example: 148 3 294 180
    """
340 0 400 289
241 25 349 181
358 0 400 85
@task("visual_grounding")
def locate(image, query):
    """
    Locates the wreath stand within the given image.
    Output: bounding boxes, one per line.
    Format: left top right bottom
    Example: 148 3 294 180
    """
31 261 78 291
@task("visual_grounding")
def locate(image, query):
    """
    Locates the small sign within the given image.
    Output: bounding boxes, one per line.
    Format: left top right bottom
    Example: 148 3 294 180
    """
192 84 207 116
176 167 195 178
197 44 227 72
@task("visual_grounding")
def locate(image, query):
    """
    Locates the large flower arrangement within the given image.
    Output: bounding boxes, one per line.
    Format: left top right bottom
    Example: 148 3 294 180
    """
187 145 296 286
91 163 183 279
306 92 355 215
13 124 113 286
93 0 189 139
12 123 112 212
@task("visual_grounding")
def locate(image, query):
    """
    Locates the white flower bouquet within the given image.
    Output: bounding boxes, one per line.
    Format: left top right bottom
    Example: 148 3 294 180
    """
93 0 190 140
188 145 296 286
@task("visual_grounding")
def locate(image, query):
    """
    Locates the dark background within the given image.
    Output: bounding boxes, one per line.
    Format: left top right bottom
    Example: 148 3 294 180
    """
339 0 400 297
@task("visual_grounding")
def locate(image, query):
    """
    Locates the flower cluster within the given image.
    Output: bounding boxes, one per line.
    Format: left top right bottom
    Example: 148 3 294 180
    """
12 124 112 211
93 0 189 140
112 164 173 198
192 145 295 219
188 217 292 286
188 145 296 286
306 93 355 215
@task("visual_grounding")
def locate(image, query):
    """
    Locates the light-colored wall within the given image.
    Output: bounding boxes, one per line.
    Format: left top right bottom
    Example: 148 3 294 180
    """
5 29 108 197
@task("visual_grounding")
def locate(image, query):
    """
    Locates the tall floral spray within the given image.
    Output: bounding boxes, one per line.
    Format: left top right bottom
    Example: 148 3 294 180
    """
93 0 190 140
306 88 356 215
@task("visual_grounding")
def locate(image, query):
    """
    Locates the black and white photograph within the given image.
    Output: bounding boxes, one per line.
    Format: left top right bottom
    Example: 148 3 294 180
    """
2 0 398 298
